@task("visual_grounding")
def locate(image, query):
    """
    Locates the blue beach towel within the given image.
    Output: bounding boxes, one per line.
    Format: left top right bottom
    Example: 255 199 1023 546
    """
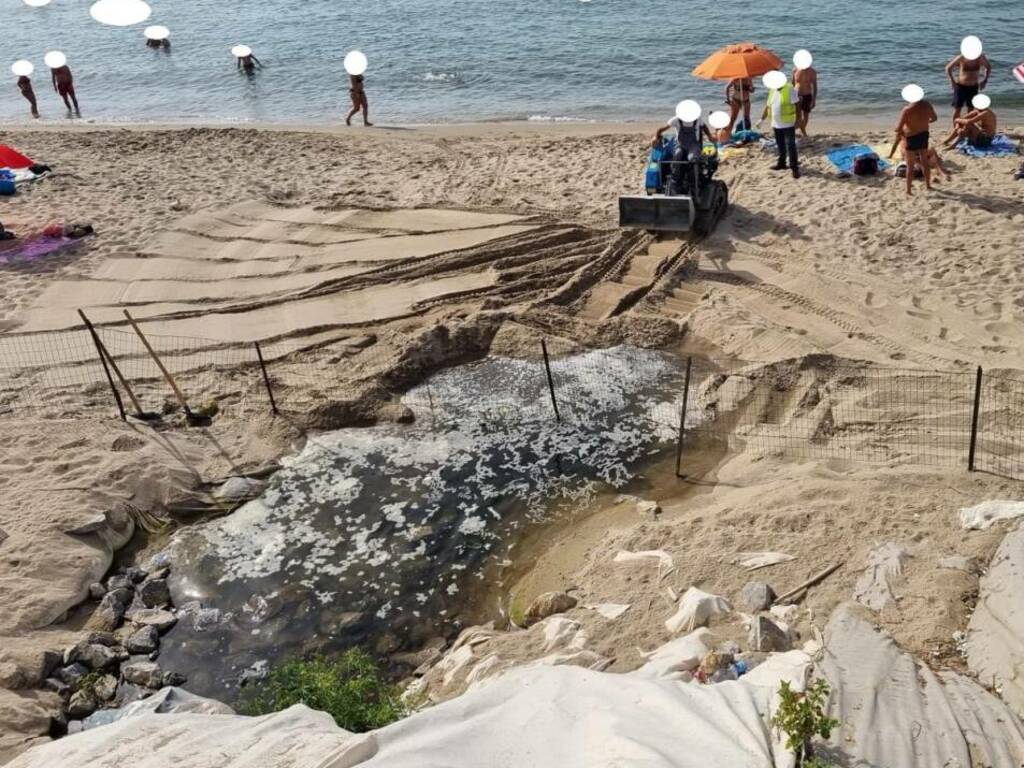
826 144 891 174
956 134 1018 157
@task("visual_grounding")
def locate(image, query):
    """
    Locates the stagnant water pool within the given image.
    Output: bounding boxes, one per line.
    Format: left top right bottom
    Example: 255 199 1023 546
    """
158 346 687 699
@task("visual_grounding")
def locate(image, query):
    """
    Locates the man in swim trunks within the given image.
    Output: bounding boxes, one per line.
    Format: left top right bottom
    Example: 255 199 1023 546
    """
17 75 39 118
945 49 990 125
725 77 753 133
346 73 372 127
942 97 997 148
50 63 79 116
793 65 817 136
889 96 937 195
652 109 715 195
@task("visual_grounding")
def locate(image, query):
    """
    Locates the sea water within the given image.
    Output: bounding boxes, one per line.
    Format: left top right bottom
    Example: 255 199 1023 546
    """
2 0 1022 124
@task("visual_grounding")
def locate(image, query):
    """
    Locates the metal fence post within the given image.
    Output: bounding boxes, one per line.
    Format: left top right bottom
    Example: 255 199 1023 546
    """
254 342 279 415
675 356 692 477
541 339 561 423
968 365 983 472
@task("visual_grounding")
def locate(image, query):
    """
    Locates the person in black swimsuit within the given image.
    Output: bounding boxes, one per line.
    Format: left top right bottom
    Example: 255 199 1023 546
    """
945 50 990 124
346 73 372 126
889 89 937 195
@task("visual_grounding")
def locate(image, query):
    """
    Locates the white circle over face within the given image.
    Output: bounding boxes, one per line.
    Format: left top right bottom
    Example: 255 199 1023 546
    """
707 110 731 130
762 70 786 90
144 25 169 40
960 35 983 60
231 44 252 58
89 0 152 27
793 49 813 69
44 50 66 69
12 60 34 77
675 100 701 123
344 50 368 76
23 0 52 7
901 83 924 103
972 93 991 110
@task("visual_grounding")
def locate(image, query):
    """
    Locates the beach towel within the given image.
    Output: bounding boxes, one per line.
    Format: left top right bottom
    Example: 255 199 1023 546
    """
826 144 891 174
0 232 89 264
1014 61 1024 85
956 133 1018 158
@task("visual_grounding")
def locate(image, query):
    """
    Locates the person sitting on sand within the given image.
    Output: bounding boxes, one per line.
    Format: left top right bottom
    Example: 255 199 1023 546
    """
942 94 997 149
17 75 39 119
793 63 817 137
888 85 937 195
237 52 263 74
651 104 715 195
725 77 753 132
346 72 372 126
945 47 990 125
50 62 79 116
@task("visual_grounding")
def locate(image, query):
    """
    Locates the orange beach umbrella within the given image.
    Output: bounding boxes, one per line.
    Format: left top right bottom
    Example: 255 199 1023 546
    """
692 42 783 80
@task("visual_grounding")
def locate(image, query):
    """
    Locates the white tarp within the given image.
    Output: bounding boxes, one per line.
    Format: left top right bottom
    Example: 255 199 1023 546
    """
10 605 1024 768
968 523 1024 718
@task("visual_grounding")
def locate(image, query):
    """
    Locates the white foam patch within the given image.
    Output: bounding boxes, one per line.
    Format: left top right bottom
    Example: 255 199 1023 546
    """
169 347 686 635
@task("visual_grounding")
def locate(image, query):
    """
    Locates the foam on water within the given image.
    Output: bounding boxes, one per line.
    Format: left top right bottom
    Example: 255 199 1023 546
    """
158 347 687 698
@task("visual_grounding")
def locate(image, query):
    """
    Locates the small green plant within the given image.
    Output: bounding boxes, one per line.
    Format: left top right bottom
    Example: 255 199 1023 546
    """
771 679 838 768
76 671 104 697
239 649 406 733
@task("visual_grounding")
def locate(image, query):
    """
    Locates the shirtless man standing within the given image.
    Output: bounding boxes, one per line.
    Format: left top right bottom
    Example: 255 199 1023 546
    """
793 62 818 136
945 43 991 125
50 62 79 116
942 94 997 148
889 85 937 195
17 76 39 118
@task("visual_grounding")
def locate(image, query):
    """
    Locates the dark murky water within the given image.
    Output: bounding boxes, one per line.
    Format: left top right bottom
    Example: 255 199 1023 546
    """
159 347 685 700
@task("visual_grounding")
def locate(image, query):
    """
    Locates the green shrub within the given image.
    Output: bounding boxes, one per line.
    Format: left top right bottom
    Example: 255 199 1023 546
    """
771 679 839 767
239 649 407 733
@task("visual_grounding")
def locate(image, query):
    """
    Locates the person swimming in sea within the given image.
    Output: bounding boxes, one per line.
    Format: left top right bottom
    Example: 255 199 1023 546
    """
725 77 753 132
17 75 39 118
50 62 80 116
888 87 937 195
346 72 372 126
945 48 990 125
146 38 170 51
942 94 997 149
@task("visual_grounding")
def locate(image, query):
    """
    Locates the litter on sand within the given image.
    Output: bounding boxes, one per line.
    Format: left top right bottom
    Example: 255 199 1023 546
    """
960 500 1024 530
730 551 795 571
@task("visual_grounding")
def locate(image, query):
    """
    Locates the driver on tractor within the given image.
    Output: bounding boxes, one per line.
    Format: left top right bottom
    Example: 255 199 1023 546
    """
651 107 715 196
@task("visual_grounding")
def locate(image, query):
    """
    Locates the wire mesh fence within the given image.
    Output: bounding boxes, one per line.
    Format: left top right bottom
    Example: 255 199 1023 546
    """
1 320 1021 480
679 357 978 471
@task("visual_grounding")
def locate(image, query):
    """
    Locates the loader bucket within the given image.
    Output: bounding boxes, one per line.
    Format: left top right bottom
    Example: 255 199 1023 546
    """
618 194 694 232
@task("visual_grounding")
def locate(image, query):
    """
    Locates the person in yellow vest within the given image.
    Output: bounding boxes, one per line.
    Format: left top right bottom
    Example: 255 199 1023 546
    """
757 70 801 178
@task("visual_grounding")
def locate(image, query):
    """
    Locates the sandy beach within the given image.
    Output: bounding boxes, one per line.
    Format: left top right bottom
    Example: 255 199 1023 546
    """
2 118 1024 762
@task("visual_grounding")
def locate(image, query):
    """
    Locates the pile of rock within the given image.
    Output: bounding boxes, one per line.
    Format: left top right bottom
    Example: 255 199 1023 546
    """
42 564 187 734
